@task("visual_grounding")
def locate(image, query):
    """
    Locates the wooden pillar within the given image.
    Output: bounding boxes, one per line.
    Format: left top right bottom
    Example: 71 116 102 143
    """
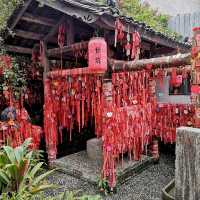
41 41 57 162
191 27 200 127
175 127 200 200
41 41 50 81
44 79 57 163
102 75 112 107
101 74 112 144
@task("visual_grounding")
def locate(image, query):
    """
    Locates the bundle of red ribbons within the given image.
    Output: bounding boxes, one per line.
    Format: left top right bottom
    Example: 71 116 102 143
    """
102 70 194 188
0 106 42 149
44 74 104 159
43 68 194 188
0 55 42 149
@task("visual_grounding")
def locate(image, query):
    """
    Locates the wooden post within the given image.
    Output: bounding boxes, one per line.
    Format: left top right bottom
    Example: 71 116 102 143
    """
101 74 112 136
41 41 57 162
175 127 200 200
191 27 200 127
41 41 50 81
102 75 112 107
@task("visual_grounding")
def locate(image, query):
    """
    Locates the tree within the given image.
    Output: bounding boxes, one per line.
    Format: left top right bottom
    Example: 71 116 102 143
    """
0 0 23 31
97 0 180 40
120 0 176 37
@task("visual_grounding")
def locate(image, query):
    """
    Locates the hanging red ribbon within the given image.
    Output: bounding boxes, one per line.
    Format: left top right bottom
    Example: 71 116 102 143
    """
131 32 141 60
58 24 65 49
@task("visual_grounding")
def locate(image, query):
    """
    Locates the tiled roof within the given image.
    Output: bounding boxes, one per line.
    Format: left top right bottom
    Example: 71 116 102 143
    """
63 0 190 48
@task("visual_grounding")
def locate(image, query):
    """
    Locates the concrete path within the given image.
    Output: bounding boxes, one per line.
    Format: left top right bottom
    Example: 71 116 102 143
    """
47 153 175 200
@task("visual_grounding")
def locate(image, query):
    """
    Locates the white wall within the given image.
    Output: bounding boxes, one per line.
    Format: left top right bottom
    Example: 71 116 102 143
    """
156 76 191 104
141 0 200 16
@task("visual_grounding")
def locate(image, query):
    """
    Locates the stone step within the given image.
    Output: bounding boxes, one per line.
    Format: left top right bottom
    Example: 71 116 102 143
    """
50 151 154 186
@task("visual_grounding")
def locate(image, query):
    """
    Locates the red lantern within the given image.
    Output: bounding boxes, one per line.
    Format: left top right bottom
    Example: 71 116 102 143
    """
88 37 107 72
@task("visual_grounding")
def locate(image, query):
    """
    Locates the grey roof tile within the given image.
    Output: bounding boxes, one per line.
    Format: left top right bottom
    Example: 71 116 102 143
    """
62 0 190 48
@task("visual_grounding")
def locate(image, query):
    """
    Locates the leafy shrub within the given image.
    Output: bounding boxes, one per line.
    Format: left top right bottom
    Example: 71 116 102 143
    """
0 138 56 199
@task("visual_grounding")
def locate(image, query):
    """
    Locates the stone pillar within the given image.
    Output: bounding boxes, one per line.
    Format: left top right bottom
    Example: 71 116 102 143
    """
175 126 200 200
87 138 102 161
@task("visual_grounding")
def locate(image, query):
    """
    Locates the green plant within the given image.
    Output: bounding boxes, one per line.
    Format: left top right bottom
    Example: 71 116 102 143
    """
0 138 56 199
97 0 181 40
0 55 27 100
46 191 102 200
0 0 23 31
121 0 181 40
78 194 101 200
98 177 111 195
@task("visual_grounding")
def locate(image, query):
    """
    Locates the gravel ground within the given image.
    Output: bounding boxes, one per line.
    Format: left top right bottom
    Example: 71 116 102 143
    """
47 153 175 200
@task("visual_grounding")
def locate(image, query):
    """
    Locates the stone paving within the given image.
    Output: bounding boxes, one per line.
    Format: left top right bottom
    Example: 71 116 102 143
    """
50 151 153 185
47 153 175 200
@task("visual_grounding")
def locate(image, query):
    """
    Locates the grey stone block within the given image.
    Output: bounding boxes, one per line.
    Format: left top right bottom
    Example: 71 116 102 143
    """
175 127 200 200
87 138 102 161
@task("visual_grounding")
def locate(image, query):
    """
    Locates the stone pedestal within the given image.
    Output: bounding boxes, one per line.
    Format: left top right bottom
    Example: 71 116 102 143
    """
87 138 102 161
175 127 200 200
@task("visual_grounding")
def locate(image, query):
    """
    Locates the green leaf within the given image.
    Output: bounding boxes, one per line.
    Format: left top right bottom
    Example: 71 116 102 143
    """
3 146 16 164
14 146 24 164
30 184 57 194
22 138 32 150
0 169 9 185
25 151 33 166
0 153 9 167
29 162 43 178
4 163 18 180
32 169 56 185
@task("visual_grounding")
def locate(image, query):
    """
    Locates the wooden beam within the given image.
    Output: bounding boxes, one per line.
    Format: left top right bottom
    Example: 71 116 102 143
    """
5 45 32 54
48 68 106 78
9 0 32 30
141 42 151 51
21 13 56 27
44 15 65 42
152 47 176 57
48 41 88 57
110 53 191 72
14 29 44 40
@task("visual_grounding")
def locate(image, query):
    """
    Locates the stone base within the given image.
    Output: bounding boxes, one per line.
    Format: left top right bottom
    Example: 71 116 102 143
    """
50 151 153 185
162 179 175 200
86 138 102 161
